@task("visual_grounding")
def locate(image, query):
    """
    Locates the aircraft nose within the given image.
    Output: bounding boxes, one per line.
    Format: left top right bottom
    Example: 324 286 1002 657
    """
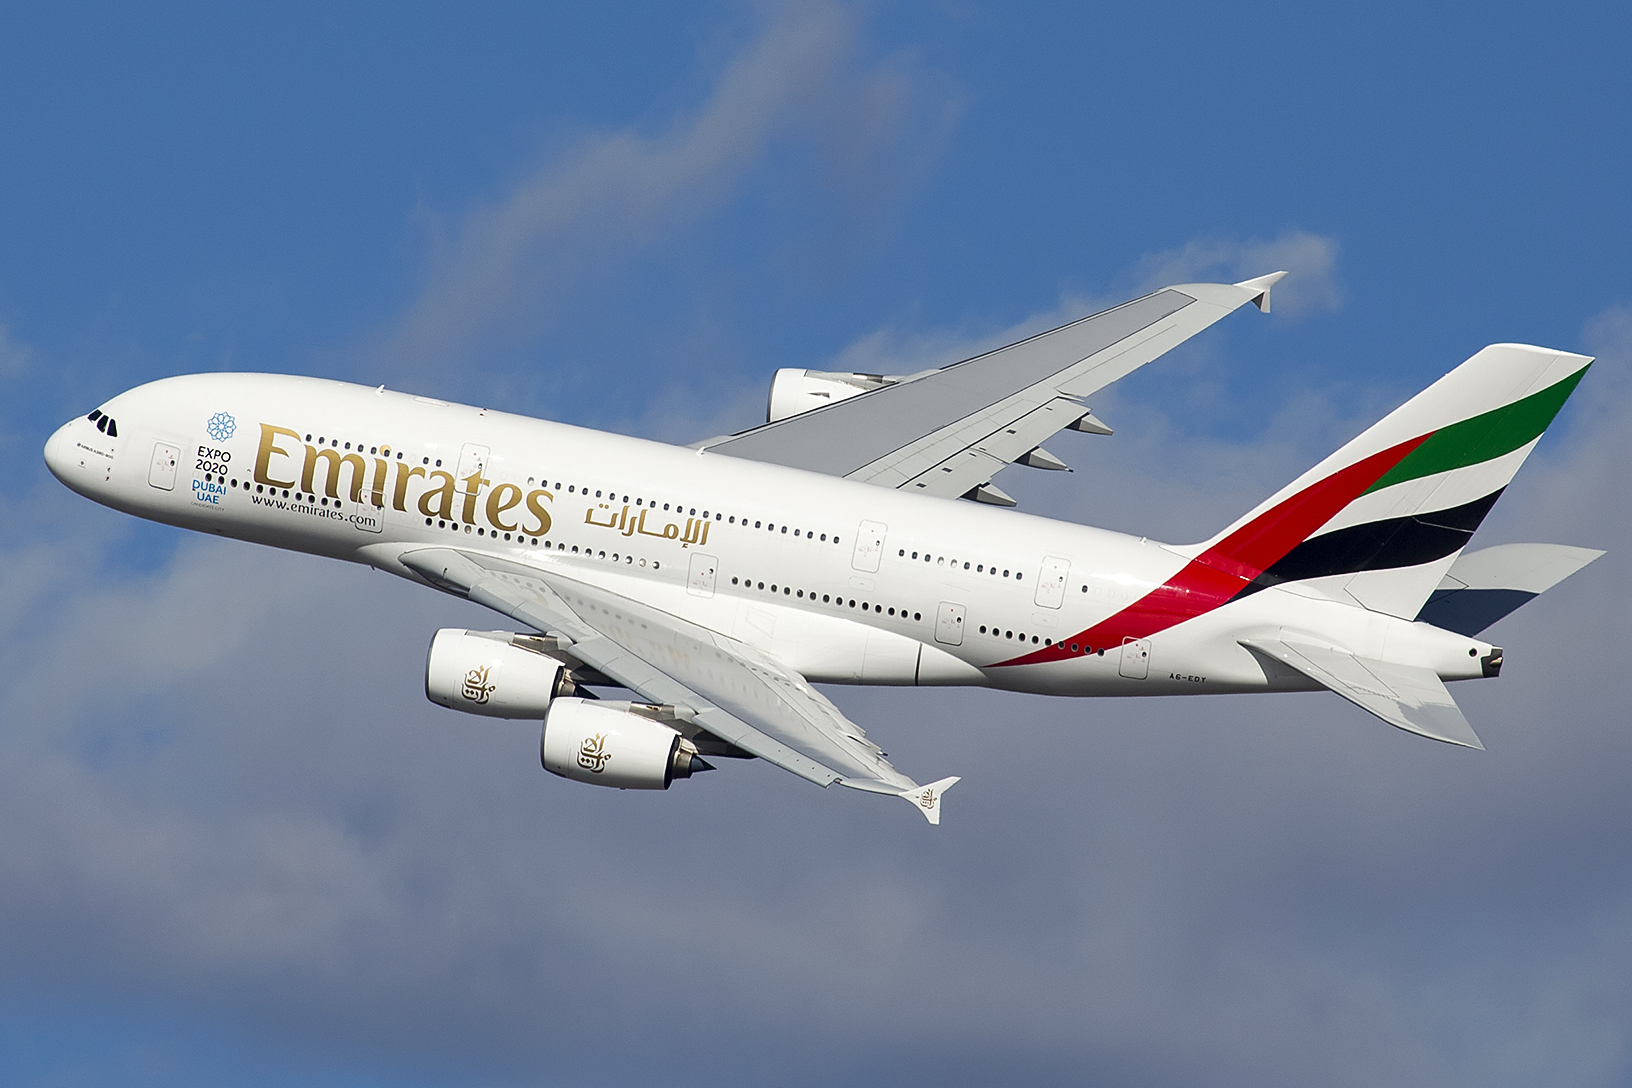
43 416 112 495
42 419 77 483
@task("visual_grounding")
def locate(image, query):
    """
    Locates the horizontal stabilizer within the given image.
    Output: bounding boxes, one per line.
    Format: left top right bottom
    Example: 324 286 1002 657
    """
1241 637 1484 749
1416 543 1605 635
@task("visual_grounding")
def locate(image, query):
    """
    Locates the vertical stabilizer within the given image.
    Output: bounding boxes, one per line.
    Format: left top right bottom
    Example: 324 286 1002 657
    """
1195 344 1592 618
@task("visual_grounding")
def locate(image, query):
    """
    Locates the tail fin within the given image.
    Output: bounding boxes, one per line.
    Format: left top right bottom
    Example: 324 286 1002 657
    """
1196 344 1592 618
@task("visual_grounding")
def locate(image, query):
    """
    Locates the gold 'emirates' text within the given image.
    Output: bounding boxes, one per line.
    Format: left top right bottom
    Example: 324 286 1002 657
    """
253 424 553 535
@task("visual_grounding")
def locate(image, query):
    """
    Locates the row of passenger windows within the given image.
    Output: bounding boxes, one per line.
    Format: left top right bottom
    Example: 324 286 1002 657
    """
898 548 1021 580
730 576 921 620
225 477 363 508
974 622 1109 656
304 434 408 460
419 514 664 568
978 624 1051 646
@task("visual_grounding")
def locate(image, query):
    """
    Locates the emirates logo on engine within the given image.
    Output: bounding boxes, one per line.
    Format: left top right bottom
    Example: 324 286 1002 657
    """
461 665 496 704
577 733 612 773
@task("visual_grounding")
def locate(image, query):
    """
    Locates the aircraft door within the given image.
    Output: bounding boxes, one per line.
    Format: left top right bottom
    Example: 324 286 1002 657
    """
148 442 179 490
454 443 490 493
1119 637 1150 679
934 601 966 646
352 503 384 534
1034 556 1070 608
852 520 886 573
687 553 718 597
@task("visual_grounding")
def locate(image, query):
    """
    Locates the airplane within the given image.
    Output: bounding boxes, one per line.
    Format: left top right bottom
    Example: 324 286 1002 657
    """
44 273 1603 823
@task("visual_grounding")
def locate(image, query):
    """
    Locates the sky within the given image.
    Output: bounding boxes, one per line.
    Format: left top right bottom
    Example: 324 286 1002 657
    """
3 2 1632 1085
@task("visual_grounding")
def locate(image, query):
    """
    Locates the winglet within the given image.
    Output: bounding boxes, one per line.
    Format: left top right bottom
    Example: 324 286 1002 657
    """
899 776 960 825
1234 270 1289 313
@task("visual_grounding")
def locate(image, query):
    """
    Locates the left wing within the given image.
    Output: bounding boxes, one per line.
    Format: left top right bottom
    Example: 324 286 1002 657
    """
400 547 959 823
697 274 1284 503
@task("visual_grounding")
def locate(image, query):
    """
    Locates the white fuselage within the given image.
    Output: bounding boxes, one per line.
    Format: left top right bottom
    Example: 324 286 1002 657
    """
44 372 1495 700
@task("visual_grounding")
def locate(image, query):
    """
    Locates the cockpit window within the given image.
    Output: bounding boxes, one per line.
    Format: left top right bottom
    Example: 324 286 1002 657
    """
88 408 118 437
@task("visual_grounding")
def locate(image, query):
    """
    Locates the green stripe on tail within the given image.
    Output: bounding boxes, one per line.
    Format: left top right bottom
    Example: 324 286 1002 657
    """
1363 365 1590 495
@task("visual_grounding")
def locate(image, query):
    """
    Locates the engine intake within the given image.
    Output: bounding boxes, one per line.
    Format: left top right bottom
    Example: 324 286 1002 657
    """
425 629 578 719
541 699 712 790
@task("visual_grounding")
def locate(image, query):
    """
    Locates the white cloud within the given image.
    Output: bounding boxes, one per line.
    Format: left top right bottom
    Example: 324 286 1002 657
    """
371 1 952 380
1132 229 1344 319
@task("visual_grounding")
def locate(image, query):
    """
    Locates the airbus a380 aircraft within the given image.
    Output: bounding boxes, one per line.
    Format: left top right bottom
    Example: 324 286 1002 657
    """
45 274 1603 823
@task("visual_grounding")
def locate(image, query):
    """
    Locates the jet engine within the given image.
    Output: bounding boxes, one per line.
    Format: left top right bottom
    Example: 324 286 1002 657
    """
541 698 712 790
766 368 905 422
425 628 579 719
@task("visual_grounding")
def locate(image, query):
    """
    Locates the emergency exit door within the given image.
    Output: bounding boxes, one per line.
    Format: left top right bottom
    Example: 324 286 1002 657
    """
454 444 489 493
851 520 886 573
1034 556 1070 609
148 443 179 490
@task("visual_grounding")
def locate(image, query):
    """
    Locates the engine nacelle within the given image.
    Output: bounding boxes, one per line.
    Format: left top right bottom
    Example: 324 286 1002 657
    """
766 368 902 422
425 628 577 719
541 699 711 790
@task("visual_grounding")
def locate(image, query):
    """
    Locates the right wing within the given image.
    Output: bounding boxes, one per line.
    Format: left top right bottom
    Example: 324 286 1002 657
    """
400 547 959 823
1241 636 1484 749
697 274 1285 503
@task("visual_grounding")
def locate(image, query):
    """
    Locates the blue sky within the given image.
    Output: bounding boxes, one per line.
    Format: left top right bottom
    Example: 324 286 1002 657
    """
4 3 1632 1086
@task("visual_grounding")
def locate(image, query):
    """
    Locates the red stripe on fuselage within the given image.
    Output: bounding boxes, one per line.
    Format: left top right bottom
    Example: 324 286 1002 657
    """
992 434 1430 667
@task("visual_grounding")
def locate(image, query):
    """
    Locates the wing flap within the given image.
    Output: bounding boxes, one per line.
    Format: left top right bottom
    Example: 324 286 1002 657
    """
1241 636 1484 749
890 396 1090 499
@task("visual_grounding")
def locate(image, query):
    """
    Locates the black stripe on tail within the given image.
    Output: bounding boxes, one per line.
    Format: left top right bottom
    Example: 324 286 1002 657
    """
1232 489 1504 602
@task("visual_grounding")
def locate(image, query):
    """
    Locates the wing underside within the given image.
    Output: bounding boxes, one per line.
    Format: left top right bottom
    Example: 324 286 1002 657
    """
399 548 958 821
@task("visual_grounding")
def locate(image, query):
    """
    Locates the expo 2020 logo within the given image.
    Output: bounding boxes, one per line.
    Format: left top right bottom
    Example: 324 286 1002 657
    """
206 412 237 441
